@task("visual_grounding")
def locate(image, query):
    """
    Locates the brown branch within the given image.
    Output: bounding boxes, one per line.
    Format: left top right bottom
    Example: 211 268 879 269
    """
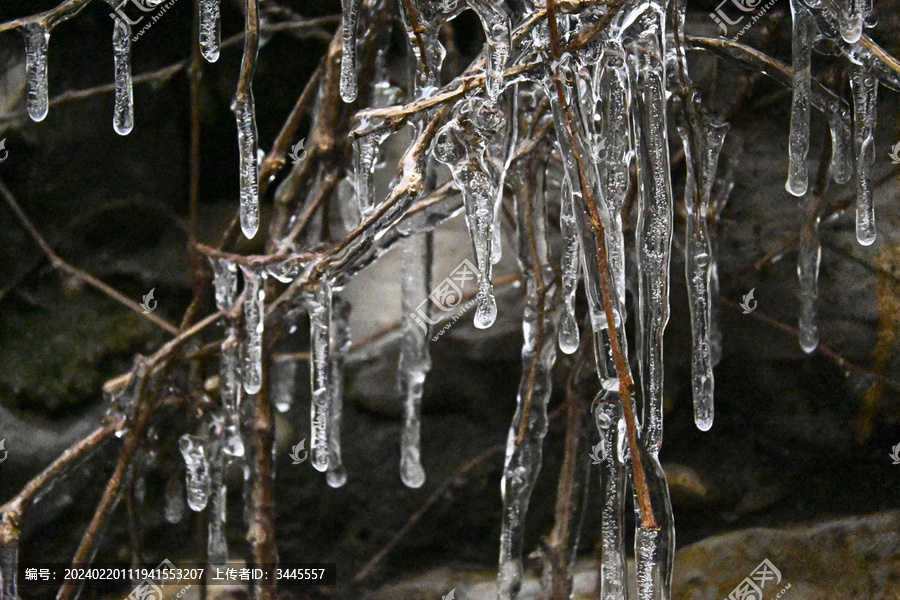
545 0 657 530
247 357 277 600
0 177 179 335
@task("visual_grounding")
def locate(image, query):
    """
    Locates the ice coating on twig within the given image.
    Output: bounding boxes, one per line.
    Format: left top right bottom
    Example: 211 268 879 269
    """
558 178 580 355
353 127 392 220
498 142 558 600
786 0 813 196
23 22 49 123
210 257 239 312
798 195 821 353
112 19 133 135
327 298 351 488
398 235 431 488
179 434 210 512
199 0 221 62
240 266 265 395
308 280 333 472
235 92 260 239
849 61 878 246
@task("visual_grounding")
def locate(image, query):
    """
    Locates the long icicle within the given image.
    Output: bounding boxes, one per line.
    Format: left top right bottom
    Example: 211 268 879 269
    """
594 399 629 600
112 18 134 135
849 60 878 246
235 0 261 239
199 0 221 62
23 22 50 123
339 0 364 102
308 280 333 473
498 153 558 600
398 234 432 488
797 193 822 353
786 0 814 196
240 265 265 395
629 8 676 598
327 297 351 487
558 178 581 355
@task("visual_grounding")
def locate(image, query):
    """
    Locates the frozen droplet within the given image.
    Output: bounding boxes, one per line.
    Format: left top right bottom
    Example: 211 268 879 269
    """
112 19 134 135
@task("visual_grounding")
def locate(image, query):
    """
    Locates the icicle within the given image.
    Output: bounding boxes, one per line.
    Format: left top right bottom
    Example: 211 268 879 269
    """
629 14 677 600
339 0 364 102
398 235 432 488
327 298 351 488
210 257 239 312
207 441 228 565
353 126 392 220
199 0 221 62
308 280 333 473
849 61 878 246
433 102 500 329
838 0 863 42
498 149 558 600
23 22 49 123
558 178 581 355
234 92 260 239
797 195 821 353
240 266 265 395
786 0 813 197
179 434 210 512
468 1 511 104
676 94 727 433
270 359 297 413
629 22 674 456
594 400 629 600
221 325 245 457
111 19 134 135
164 471 185 524
827 111 853 185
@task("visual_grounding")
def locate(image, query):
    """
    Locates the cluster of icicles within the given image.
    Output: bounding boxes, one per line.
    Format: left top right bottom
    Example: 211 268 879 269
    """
7 0 898 597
